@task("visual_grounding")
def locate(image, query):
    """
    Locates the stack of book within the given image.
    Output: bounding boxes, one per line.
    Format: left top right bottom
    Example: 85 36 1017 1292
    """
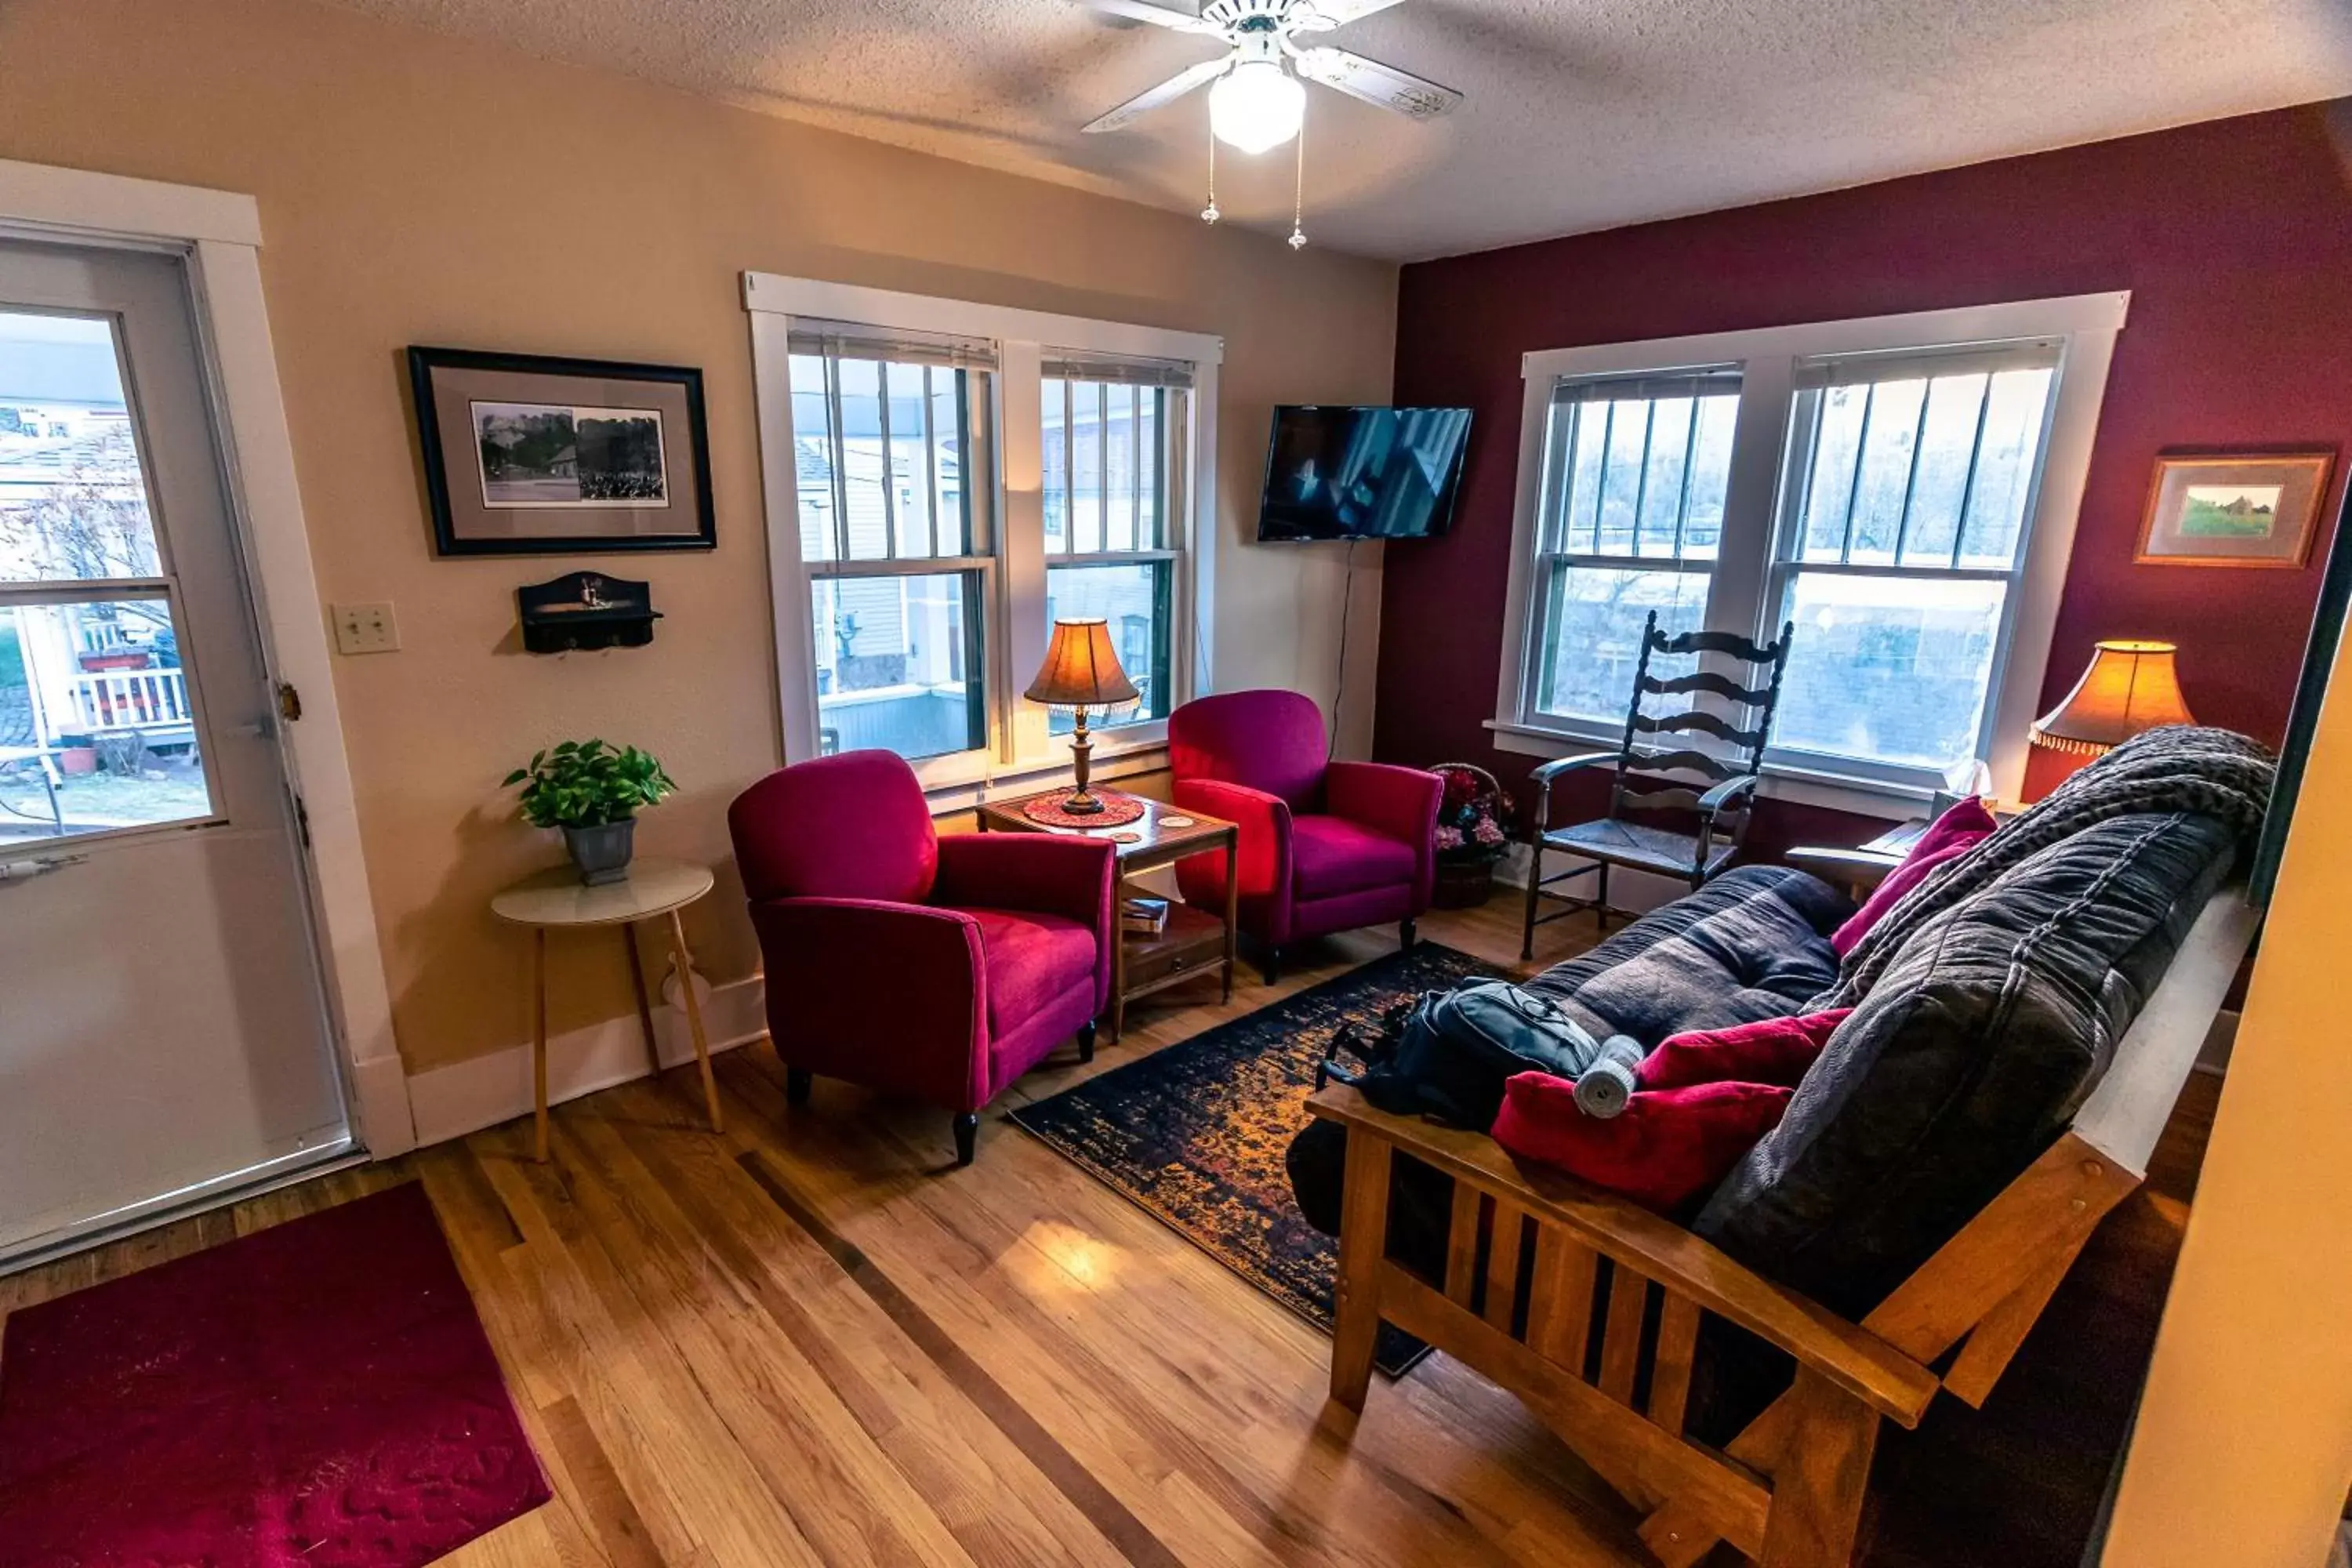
1121 896 1170 938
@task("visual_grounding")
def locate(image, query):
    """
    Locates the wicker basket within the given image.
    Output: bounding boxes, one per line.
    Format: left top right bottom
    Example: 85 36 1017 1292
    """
1432 858 1497 909
1429 760 1508 909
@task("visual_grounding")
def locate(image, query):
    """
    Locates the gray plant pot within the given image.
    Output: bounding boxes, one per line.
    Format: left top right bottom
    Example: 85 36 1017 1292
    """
564 818 636 886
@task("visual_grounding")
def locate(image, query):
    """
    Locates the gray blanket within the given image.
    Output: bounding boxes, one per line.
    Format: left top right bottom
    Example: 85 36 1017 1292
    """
1821 725 2274 1006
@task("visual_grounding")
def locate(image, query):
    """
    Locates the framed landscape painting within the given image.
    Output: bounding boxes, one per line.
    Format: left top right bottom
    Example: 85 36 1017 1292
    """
2135 451 2334 569
408 347 716 556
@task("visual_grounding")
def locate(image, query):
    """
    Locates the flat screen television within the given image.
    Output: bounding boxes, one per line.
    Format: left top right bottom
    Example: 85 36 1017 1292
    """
1256 405 1472 542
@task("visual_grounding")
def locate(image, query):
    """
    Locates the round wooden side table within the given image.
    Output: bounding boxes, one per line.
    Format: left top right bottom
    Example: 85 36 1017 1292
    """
491 855 722 1161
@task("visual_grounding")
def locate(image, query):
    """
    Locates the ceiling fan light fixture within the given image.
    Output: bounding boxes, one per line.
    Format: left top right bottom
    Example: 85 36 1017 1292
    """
1209 57 1304 154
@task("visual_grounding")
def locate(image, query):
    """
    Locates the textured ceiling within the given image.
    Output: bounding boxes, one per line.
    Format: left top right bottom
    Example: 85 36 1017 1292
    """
324 0 2352 260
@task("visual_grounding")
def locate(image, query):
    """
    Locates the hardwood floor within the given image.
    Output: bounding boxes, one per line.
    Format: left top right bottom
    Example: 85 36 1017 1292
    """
0 900 2212 1567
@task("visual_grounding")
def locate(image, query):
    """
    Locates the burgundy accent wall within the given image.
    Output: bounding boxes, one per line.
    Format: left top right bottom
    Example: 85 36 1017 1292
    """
1379 101 2352 844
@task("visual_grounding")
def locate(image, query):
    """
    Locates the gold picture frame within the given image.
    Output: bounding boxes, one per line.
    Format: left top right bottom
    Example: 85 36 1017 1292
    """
2134 450 2334 569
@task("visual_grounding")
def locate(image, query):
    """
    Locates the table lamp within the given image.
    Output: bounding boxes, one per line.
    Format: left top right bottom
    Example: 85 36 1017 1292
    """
1026 617 1140 815
2030 640 2196 757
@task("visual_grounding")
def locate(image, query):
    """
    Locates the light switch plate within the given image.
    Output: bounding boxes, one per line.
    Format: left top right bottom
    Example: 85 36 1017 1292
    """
332 601 399 655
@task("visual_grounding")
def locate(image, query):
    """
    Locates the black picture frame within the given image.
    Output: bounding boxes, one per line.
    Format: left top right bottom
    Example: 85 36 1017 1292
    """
408 346 717 557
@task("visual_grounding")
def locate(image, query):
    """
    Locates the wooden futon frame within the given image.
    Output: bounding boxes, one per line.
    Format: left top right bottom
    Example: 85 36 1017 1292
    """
1308 884 2256 1567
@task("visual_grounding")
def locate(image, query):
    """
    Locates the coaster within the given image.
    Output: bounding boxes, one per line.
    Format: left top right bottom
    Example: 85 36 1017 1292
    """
1158 814 1196 829
1107 829 1142 843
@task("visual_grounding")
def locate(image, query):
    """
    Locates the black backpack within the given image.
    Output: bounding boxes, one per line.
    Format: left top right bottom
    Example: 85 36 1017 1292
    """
1319 978 1622 1131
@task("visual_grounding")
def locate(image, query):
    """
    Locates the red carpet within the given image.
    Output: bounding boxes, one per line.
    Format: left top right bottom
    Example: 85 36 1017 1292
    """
0 1182 549 1568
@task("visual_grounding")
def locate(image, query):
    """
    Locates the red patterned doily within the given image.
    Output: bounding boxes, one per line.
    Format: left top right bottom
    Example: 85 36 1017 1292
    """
1021 790 1146 828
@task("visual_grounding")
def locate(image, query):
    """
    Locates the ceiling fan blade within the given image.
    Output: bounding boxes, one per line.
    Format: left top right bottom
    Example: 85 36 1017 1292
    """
1291 0 1410 30
1294 45 1461 119
1082 56 1232 133
1076 0 1226 35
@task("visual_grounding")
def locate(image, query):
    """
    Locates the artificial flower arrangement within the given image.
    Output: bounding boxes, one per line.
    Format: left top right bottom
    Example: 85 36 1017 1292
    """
1428 762 1512 908
1434 762 1512 862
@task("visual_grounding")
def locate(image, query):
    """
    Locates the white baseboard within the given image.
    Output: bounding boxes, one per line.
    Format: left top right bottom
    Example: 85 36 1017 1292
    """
2194 1007 2239 1076
1495 841 1685 920
405 973 768 1148
350 1052 419 1157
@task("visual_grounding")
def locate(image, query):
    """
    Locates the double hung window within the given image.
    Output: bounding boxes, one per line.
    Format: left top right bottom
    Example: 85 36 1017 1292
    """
788 323 994 764
1495 295 2124 804
1525 370 1740 725
1040 356 1189 733
1767 342 2060 778
748 275 1220 793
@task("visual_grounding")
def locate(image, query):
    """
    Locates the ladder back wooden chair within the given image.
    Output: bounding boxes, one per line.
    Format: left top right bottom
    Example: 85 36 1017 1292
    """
1312 883 2255 1568
1521 612 1795 959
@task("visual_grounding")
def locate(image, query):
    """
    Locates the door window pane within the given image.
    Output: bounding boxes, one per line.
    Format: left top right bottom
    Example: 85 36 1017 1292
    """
1536 566 1708 724
1773 573 2008 771
1044 561 1169 733
810 573 982 761
0 598 212 840
0 314 158 584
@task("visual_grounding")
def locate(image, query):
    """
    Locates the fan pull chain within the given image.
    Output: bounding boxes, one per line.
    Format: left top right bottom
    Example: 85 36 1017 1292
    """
1287 112 1308 251
1201 118 1220 225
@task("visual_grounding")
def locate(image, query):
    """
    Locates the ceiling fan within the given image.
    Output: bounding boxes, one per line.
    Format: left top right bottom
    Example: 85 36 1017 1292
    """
1078 0 1462 156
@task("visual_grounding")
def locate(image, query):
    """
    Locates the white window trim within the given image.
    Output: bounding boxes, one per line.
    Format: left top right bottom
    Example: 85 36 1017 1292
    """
743 272 1221 803
1488 292 2129 817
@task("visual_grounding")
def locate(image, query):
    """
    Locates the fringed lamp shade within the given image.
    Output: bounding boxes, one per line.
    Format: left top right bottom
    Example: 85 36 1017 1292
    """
2030 640 2196 757
1026 619 1139 814
1025 617 1140 711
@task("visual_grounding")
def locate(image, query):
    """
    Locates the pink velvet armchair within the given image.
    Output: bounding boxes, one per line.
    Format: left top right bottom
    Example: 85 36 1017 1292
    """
1170 690 1443 982
728 750 1116 1166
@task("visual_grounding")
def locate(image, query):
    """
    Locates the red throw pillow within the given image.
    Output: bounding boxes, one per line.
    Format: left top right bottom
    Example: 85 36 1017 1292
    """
1830 797 1999 956
1491 1073 1794 1215
1639 1008 1851 1091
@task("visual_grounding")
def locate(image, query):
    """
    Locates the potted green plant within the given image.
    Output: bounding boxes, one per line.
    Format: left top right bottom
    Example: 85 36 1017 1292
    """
503 738 676 885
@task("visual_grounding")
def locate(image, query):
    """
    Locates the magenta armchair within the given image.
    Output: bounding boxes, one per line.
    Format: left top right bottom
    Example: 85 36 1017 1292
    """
1170 690 1443 982
728 750 1115 1166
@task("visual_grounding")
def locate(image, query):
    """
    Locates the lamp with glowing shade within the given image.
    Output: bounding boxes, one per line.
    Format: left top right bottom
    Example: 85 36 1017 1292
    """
1210 55 1304 154
2030 640 2197 757
1026 618 1141 815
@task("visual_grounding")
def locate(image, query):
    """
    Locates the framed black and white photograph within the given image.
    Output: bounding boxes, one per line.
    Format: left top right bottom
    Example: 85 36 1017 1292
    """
408 347 715 555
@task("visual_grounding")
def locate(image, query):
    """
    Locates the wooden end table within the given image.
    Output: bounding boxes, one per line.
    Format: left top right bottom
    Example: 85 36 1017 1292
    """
491 855 723 1160
974 789 1238 1040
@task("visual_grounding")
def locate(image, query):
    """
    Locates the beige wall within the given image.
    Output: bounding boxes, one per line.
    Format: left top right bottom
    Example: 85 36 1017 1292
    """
2103 616 2352 1566
0 0 1397 1073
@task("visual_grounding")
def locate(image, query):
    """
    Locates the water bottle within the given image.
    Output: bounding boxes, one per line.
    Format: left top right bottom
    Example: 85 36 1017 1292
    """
1573 1035 1646 1119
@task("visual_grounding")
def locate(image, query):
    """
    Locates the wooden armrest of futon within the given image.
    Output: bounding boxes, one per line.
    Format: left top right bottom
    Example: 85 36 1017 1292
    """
1306 1084 1940 1426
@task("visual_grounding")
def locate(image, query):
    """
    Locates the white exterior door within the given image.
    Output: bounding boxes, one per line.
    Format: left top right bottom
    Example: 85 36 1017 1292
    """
0 238 351 1268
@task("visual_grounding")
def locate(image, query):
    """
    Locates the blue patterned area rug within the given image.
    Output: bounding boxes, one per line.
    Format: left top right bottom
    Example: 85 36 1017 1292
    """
1010 942 1502 1379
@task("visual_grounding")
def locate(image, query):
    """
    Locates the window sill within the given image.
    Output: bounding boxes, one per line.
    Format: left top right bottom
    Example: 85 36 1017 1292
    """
922 729 1171 817
1483 718 1935 822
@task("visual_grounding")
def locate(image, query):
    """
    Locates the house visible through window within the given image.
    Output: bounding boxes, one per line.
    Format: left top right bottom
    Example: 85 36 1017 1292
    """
789 328 993 764
1494 296 2124 801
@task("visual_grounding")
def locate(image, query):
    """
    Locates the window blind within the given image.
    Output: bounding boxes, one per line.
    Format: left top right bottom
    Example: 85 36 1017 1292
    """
1041 351 1195 389
787 318 997 371
1795 337 2062 390
1552 368 1743 407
